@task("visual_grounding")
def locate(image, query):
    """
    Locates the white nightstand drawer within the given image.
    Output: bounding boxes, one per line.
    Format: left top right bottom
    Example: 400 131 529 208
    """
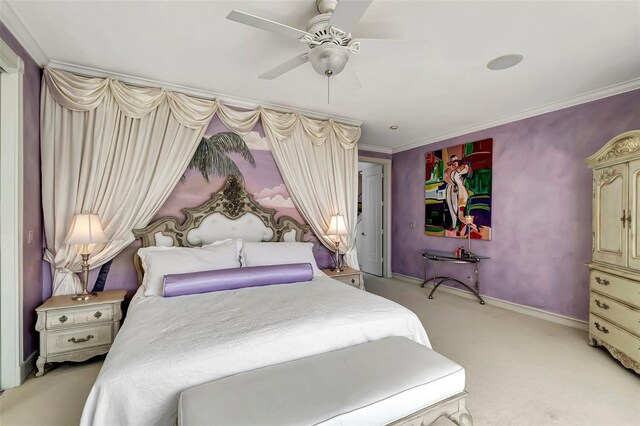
46 304 114 330
334 274 363 288
46 324 113 355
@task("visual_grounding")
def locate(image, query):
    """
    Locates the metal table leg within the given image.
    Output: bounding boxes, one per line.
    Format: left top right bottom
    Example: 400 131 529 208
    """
427 275 485 304
420 257 438 289
420 255 429 288
419 251 487 305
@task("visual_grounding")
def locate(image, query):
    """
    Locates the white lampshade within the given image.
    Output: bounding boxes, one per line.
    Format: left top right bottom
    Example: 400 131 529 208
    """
65 214 108 246
327 215 349 236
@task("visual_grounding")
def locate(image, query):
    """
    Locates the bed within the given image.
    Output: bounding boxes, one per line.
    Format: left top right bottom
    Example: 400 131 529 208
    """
80 176 431 426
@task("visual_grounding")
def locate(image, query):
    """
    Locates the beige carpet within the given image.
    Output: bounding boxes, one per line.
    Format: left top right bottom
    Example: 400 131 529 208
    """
1 276 638 425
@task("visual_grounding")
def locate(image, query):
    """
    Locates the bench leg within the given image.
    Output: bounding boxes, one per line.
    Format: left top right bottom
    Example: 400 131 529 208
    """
446 395 473 426
390 391 473 426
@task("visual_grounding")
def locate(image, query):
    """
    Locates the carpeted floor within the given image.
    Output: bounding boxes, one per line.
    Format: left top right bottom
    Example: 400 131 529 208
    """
1 275 638 425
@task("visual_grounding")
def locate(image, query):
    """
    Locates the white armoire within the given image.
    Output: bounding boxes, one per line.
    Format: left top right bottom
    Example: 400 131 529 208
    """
585 130 640 374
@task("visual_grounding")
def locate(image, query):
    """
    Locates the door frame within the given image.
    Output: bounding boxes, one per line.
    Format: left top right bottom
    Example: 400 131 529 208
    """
358 156 392 278
0 38 25 389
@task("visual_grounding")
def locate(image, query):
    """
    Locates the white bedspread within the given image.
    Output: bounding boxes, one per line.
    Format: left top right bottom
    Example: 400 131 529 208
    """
80 276 430 426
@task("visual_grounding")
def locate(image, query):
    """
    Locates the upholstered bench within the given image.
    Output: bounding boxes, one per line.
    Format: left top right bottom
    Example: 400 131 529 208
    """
178 337 472 426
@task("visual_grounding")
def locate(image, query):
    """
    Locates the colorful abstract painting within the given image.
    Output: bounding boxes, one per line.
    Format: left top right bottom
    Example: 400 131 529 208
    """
424 139 493 240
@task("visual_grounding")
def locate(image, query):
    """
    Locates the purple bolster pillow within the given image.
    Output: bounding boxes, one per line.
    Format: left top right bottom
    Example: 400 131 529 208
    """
163 263 314 297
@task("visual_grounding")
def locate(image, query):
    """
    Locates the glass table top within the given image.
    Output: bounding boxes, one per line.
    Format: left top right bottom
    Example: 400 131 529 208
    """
421 249 490 261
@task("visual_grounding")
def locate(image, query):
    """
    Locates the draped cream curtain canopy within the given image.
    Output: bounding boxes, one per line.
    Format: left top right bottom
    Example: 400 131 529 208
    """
41 68 361 296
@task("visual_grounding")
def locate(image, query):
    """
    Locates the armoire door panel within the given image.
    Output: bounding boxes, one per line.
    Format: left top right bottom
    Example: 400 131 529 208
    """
628 159 640 270
593 165 628 267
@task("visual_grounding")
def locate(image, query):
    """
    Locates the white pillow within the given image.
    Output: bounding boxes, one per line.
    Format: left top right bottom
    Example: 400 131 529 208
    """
138 239 242 296
241 242 322 276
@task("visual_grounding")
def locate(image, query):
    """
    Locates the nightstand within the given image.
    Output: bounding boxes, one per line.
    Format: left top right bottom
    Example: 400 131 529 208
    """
323 267 365 290
35 290 126 377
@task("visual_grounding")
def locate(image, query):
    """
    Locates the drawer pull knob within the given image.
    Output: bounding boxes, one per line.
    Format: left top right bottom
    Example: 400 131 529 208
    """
594 277 610 286
594 300 610 310
94 311 102 319
351 278 356 284
594 322 609 334
68 334 94 344
59 315 68 323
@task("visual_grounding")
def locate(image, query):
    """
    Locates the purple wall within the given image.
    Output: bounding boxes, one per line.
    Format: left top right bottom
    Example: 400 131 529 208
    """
1 22 43 358
392 89 640 321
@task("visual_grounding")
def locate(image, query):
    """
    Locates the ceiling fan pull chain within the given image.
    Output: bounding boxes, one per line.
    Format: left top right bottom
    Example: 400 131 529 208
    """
327 75 330 104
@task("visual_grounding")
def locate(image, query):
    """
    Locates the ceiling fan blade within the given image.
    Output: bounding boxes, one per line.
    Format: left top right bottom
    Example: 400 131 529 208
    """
329 0 373 34
227 10 311 40
259 54 310 80
336 64 362 92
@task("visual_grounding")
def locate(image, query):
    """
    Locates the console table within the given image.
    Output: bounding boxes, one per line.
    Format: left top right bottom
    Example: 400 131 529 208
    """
420 249 489 305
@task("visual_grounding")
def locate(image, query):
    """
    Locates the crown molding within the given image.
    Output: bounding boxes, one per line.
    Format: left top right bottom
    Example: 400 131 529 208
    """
47 60 363 127
393 77 640 153
0 1 48 66
358 144 393 154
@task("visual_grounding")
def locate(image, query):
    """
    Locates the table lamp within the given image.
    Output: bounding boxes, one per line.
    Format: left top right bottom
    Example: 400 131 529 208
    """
65 213 108 301
327 214 349 272
464 215 474 255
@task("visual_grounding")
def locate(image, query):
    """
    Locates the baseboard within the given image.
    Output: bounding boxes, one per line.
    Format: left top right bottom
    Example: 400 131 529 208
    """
392 273 588 331
20 351 37 382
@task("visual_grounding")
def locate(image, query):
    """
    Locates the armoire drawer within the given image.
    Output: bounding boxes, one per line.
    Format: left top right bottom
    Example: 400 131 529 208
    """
590 270 640 308
590 314 640 366
589 292 640 337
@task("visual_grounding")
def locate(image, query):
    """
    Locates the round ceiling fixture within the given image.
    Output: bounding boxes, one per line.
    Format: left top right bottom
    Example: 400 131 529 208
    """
309 44 350 77
390 125 399 130
487 54 523 71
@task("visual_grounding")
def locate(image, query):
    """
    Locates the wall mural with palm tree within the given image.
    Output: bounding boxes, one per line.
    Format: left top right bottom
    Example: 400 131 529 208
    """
100 117 333 293
186 132 256 182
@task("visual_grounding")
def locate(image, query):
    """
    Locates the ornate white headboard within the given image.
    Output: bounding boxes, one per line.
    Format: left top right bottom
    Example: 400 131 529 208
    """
132 175 310 284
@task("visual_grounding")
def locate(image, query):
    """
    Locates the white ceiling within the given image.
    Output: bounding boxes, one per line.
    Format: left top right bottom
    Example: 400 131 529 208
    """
5 0 640 152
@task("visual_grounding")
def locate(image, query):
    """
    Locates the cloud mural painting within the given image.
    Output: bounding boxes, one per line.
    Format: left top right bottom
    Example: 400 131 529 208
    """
254 184 295 209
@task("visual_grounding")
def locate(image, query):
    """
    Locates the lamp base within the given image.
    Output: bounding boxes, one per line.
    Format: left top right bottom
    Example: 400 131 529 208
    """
72 292 97 301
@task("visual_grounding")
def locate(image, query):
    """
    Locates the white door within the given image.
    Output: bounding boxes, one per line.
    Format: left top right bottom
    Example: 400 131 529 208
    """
628 159 640 270
358 164 383 276
593 165 628 267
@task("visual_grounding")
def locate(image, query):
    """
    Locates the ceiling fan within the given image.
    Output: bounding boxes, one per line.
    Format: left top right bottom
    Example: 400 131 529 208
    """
227 0 400 89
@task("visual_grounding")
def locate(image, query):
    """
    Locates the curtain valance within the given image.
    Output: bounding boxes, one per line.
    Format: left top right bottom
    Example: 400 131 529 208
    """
215 104 360 149
44 68 217 128
44 68 361 146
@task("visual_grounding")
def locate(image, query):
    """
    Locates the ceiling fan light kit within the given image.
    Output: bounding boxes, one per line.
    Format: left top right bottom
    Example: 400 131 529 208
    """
309 44 350 77
227 0 383 86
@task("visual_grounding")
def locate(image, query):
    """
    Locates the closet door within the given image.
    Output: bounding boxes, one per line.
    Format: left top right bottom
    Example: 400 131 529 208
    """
628 159 640 270
593 164 628 267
